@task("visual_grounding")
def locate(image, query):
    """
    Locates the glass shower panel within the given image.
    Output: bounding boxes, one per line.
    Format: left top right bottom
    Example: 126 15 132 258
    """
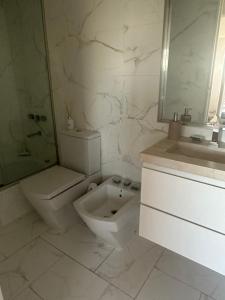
0 0 57 186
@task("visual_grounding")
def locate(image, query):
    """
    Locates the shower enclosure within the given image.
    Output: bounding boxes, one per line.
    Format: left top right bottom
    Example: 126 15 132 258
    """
0 0 57 186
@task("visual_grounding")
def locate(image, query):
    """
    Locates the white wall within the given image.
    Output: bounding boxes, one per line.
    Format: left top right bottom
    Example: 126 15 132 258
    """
44 0 168 181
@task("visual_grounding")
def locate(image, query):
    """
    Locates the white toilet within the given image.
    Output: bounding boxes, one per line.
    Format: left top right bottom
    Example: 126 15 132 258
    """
20 130 101 232
74 177 140 249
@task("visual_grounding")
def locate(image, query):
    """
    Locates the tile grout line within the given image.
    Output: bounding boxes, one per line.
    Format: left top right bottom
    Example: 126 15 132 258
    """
2 217 217 300
0 235 47 263
10 242 63 300
94 269 135 299
29 285 45 300
40 236 135 299
11 256 64 300
154 264 214 298
0 236 45 299
0 217 48 262
40 235 104 272
94 247 115 272
133 247 166 300
199 293 216 300
0 235 45 267
1 222 219 300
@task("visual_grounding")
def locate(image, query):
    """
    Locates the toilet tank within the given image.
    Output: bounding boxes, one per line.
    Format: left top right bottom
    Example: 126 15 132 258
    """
59 130 101 176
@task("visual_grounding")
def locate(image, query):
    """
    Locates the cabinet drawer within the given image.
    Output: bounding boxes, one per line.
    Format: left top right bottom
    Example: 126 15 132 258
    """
139 205 225 275
141 168 225 234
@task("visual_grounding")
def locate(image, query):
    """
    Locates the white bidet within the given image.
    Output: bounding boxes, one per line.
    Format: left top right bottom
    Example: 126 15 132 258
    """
74 177 140 249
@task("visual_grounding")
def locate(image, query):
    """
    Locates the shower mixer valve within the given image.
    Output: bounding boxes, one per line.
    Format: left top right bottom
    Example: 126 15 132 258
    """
28 113 47 122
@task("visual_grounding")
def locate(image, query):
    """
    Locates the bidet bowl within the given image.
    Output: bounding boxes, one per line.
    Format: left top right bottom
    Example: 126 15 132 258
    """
74 177 140 249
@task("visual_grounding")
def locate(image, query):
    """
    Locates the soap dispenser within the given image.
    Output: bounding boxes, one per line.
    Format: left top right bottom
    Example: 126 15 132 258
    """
168 112 182 140
181 108 192 124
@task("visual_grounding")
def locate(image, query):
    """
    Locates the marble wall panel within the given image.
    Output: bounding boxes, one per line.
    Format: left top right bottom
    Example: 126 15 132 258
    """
44 0 168 180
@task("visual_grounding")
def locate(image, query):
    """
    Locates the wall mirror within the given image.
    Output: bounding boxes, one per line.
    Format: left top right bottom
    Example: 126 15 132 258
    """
158 0 225 125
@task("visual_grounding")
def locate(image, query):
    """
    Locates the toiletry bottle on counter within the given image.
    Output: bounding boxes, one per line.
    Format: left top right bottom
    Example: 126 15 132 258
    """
168 112 181 140
181 108 192 124
67 116 74 130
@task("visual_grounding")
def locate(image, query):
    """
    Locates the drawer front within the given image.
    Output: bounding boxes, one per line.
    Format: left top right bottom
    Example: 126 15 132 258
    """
139 205 225 275
141 167 225 234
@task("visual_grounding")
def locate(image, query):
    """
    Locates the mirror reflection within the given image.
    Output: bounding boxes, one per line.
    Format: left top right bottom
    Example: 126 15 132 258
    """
159 0 225 125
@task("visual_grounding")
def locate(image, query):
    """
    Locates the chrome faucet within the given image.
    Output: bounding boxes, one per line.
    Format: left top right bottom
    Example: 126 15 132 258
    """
212 126 225 148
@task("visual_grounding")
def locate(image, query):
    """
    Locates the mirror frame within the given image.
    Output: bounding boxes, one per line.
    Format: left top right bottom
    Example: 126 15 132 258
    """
158 0 224 126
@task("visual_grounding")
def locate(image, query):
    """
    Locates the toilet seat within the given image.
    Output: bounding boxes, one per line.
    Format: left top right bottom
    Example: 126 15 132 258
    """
20 165 85 200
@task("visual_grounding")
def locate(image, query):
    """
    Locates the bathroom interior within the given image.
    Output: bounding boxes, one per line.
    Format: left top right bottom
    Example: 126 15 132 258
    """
1 0 225 299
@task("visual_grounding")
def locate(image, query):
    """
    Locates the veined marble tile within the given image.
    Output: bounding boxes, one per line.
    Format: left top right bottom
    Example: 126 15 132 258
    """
0 238 63 300
199 294 214 300
0 212 47 258
0 184 32 226
211 283 225 300
136 269 200 300
31 256 109 300
122 0 164 27
42 223 113 270
98 285 132 300
123 25 163 76
44 0 166 182
13 288 42 300
96 235 164 298
156 250 225 299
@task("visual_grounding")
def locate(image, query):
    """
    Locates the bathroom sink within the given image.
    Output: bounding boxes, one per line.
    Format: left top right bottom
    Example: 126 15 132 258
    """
167 142 225 164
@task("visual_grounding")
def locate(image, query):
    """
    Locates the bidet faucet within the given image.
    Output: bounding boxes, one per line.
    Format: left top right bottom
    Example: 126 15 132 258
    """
212 126 225 148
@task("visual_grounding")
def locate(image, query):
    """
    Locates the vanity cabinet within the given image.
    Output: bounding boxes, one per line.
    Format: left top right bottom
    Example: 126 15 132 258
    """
139 166 225 275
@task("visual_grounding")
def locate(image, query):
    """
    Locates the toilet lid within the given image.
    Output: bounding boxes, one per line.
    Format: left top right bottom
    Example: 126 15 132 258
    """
20 165 85 200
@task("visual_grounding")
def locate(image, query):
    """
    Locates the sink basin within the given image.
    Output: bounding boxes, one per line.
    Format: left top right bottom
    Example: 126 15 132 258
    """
167 142 225 164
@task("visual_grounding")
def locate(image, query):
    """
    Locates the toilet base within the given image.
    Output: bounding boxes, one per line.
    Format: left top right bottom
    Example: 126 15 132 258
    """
44 203 81 233
95 215 139 250
23 172 101 232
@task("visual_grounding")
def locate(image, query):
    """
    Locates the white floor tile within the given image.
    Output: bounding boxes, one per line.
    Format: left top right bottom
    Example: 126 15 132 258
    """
199 294 214 300
211 283 225 300
96 235 164 297
136 269 200 300
156 250 225 299
0 212 47 258
13 288 42 300
99 285 132 300
0 238 63 300
0 213 224 300
32 256 110 300
42 223 113 270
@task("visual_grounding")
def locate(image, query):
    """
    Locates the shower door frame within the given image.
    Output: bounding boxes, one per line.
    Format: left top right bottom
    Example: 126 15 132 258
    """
40 0 59 166
0 0 59 190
